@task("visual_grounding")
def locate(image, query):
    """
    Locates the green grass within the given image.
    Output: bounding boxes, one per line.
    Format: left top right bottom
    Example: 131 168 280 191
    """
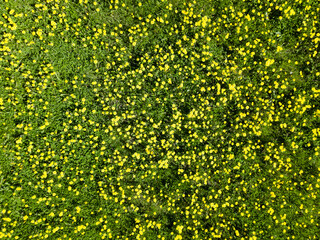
1 0 320 239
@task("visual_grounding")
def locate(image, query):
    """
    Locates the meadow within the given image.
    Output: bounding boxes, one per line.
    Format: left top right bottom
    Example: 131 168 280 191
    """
0 0 320 239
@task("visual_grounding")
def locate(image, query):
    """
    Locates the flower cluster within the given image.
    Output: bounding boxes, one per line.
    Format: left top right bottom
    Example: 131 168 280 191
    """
0 0 320 239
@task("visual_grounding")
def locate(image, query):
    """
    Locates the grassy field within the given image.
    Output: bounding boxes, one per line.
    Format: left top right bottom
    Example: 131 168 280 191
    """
1 0 320 239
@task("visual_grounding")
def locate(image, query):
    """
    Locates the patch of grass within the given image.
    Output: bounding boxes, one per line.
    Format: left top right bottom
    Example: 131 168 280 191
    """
1 0 320 239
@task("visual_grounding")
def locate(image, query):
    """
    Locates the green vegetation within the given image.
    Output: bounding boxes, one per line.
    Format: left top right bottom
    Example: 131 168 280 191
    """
1 0 320 239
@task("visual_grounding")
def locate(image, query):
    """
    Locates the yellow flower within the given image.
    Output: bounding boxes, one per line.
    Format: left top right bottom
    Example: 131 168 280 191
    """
276 46 283 52
268 208 274 215
16 137 22 144
176 225 184 234
266 59 275 67
174 235 182 240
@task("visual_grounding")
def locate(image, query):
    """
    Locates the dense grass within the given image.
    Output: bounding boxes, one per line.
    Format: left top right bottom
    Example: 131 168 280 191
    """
1 0 320 239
